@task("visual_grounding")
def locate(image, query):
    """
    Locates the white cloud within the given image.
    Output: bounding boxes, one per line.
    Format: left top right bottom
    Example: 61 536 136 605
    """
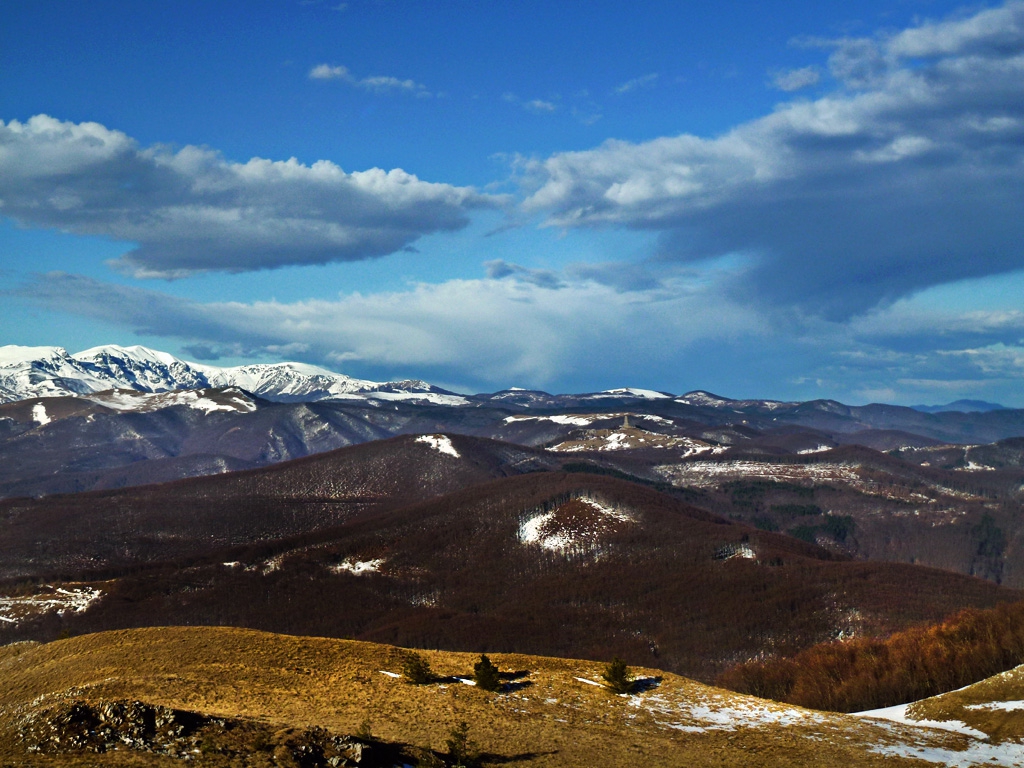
525 99 557 113
502 93 558 113
888 2 1024 58
938 345 1024 376
19 264 1024 402
522 1 1024 320
308 63 430 95
614 73 658 94
0 115 497 276
17 270 763 388
309 63 349 80
770 66 819 91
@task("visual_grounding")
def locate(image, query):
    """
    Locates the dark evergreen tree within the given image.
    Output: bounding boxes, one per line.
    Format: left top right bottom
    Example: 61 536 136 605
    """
473 654 501 692
402 653 435 685
602 656 635 694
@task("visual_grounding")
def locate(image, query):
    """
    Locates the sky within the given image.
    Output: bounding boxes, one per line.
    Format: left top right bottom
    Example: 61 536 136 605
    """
2 0 1024 405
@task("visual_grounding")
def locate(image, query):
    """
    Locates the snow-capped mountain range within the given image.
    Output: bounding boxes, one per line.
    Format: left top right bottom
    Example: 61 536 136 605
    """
1 343 1012 417
0 344 467 406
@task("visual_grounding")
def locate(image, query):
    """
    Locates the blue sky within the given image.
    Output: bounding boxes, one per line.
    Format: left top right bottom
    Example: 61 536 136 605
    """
3 0 1024 404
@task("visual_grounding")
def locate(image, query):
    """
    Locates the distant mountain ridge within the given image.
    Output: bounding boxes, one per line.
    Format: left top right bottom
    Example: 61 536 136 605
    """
0 344 466 406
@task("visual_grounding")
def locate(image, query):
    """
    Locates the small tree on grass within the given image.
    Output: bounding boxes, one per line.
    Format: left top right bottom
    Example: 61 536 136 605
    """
602 656 635 694
444 721 478 768
403 652 435 685
473 654 501 692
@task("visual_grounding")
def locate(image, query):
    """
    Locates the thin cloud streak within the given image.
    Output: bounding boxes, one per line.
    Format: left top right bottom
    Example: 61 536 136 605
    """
770 66 819 91
614 73 658 94
309 63 431 96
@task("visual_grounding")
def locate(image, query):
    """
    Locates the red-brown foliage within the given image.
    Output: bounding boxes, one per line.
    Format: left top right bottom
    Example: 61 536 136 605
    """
716 601 1024 711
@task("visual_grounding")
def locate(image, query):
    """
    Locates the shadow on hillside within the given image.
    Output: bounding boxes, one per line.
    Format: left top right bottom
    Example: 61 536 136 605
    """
433 674 534 693
478 750 559 764
500 669 531 681
633 676 662 693
503 680 533 693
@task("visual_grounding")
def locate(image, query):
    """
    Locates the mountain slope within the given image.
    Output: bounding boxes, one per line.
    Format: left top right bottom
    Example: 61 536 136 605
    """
0 433 560 579
2 460 1018 683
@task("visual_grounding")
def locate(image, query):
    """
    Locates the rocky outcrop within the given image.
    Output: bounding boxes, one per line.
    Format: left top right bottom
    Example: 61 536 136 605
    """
18 699 390 766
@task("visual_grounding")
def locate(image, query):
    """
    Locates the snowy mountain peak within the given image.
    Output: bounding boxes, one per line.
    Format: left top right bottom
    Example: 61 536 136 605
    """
0 345 71 366
675 391 735 407
205 362 379 402
601 388 672 400
0 345 108 402
75 344 183 367
72 344 212 393
0 343 466 407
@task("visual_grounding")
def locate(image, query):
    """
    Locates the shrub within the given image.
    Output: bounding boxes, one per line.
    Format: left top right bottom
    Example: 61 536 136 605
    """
473 654 501 692
602 656 635 694
402 653 435 685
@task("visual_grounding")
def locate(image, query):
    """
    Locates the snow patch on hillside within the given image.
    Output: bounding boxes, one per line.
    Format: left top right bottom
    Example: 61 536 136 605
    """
31 403 50 425
598 388 671 399
715 543 757 561
504 413 673 427
657 461 862 489
958 460 996 472
506 414 594 426
630 689 823 733
519 496 634 553
85 388 258 414
367 391 470 406
854 703 987 739
675 391 733 407
966 700 1024 712
331 558 385 575
869 741 1024 766
415 434 460 458
0 585 102 625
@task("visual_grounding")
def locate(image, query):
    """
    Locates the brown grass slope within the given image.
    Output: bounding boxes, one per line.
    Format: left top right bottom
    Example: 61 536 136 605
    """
6 471 1019 686
0 626 971 767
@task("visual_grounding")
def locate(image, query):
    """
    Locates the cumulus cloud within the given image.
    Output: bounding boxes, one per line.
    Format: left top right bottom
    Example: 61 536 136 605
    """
309 63 430 95
770 66 819 91
523 1 1024 319
0 115 497 277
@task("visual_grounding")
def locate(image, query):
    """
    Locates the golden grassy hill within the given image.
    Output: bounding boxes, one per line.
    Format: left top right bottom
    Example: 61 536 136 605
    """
905 662 1024 745
3 626 1019 767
